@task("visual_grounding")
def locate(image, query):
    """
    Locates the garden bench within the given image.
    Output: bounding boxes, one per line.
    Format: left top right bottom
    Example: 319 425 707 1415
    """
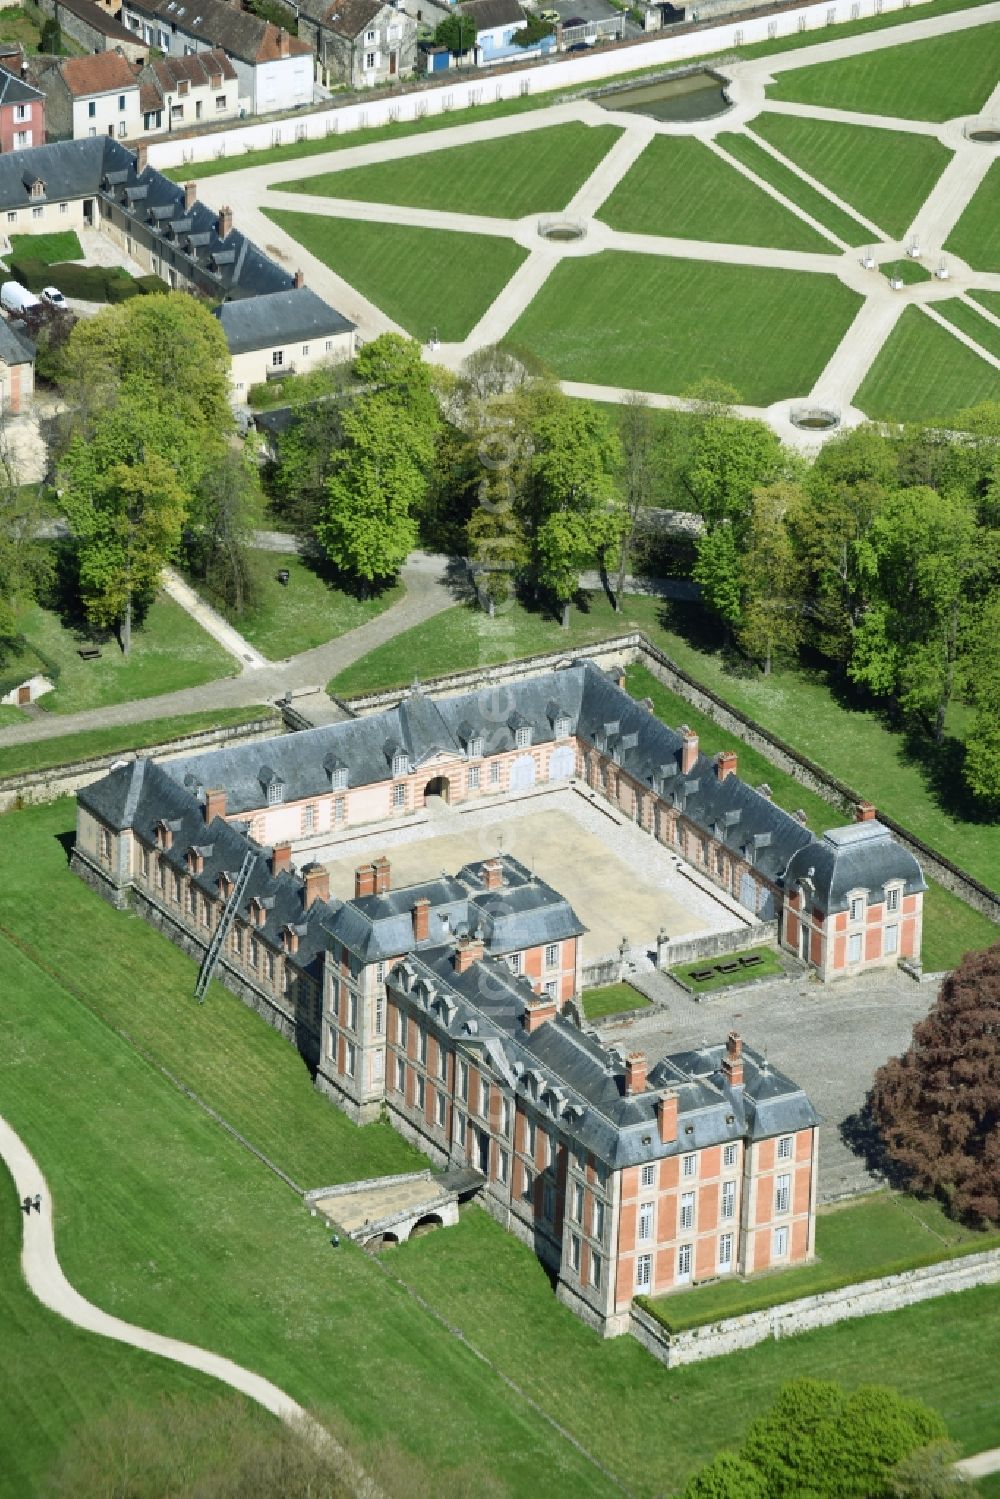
690 967 715 981
717 961 740 974
77 646 101 660
739 954 763 968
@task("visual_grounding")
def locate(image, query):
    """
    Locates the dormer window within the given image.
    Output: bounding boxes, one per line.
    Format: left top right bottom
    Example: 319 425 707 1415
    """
514 726 531 750
331 766 348 789
392 751 409 777
468 735 484 759
603 720 619 737
849 893 866 922
267 780 284 806
885 884 901 913
554 714 571 739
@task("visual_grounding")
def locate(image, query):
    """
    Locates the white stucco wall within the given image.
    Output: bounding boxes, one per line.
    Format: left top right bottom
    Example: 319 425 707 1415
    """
229 326 355 397
73 87 143 142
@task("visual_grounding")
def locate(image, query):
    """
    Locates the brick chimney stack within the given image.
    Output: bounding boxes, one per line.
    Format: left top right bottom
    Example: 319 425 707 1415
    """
135 143 148 173
657 1090 678 1143
272 842 292 877
302 862 329 909
624 1052 647 1096
716 749 737 782
373 855 391 895
277 24 290 55
293 268 305 288
454 934 485 974
183 180 197 212
412 896 430 942
355 864 376 899
204 787 226 825
722 1030 744 1088
856 801 877 823
522 995 557 1034
679 725 699 775
483 856 503 891
218 205 233 239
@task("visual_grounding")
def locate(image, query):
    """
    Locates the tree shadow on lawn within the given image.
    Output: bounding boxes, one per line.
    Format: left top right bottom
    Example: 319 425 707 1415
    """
839 1097 910 1192
37 538 153 655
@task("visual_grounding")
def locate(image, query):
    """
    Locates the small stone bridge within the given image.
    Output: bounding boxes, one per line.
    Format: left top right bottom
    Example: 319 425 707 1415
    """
306 1168 482 1250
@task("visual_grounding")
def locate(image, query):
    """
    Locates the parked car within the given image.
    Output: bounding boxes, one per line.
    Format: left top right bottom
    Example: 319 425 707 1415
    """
567 38 593 47
1 280 41 315
41 286 67 310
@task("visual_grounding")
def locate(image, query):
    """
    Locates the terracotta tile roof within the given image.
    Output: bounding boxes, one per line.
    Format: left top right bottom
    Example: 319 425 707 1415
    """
57 52 139 97
147 47 237 91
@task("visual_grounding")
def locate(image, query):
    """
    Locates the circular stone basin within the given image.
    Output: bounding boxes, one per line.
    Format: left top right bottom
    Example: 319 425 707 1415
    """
594 69 730 123
539 221 585 242
969 128 1000 143
790 407 840 432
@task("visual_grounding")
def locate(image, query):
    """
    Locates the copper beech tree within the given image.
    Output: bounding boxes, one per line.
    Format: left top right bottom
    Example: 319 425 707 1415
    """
870 942 1000 1224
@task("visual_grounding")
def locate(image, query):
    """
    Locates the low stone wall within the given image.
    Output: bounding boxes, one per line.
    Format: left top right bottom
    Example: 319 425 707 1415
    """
581 957 623 989
0 714 281 815
658 922 778 970
629 1248 1000 1367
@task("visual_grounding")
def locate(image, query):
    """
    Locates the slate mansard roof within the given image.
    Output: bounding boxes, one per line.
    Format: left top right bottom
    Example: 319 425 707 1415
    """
127 0 311 63
215 286 355 353
784 820 927 915
393 946 819 1169
160 660 815 890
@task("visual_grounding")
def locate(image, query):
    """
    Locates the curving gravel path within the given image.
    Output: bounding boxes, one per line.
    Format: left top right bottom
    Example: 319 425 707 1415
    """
0 1113 381 1497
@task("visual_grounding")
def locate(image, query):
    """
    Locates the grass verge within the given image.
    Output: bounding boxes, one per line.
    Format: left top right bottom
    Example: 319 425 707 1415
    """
715 129 871 245
639 1190 1000 1331
765 22 1000 120
931 298 1000 360
671 945 785 993
264 209 528 341
0 705 279 780
9 230 83 265
505 250 862 403
597 135 835 251
945 159 1000 274
581 982 651 1019
279 122 623 217
855 304 1000 423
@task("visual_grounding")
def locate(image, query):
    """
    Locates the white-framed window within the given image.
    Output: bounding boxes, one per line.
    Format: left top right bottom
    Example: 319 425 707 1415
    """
330 766 348 790
398 1009 408 1047
509 952 521 976
848 932 863 963
436 1089 447 1129
302 803 315 833
365 49 376 67
522 1164 534 1202
272 350 284 368
325 340 333 352
885 924 899 955
679 1191 694 1231
777 1135 793 1161
591 1251 602 1289
417 1028 427 1065
267 780 283 804
479 1077 490 1118
886 886 900 912
302 344 310 356
723 1143 738 1168
640 1163 655 1189
14 104 27 121
570 1233 581 1272
545 943 558 968
437 1042 447 1080
498 1147 509 1185
544 980 558 1000
468 735 484 759
677 1243 692 1282
572 1181 583 1222
719 1232 733 1269
88 100 96 117
458 1058 468 1101
490 760 502 786
467 764 480 790
775 1173 791 1215
14 130 29 148
348 992 358 1031
849 893 865 922
6 212 15 223
374 991 384 1034
639 1201 654 1241
100 827 113 864
773 1225 789 1258
365 27 376 39
393 783 406 808
514 726 531 749
334 796 345 825
524 1116 536 1156
32 205 42 219
542 1130 553 1169
499 1096 511 1136
345 1039 356 1078
455 1111 466 1147
592 1199 605 1240
635 1252 652 1290
415 1074 425 1110
682 1153 697 1178
216 93 227 110
117 122 127 137
721 1179 736 1220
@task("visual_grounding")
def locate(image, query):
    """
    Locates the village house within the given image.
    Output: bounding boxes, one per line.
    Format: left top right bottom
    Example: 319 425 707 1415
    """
37 52 142 142
297 0 417 90
34 0 149 64
136 49 240 135
457 0 551 65
0 318 36 414
214 282 356 395
0 67 46 152
120 0 313 115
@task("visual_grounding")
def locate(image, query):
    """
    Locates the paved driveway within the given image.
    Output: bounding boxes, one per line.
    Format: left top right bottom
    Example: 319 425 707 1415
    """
596 967 940 1201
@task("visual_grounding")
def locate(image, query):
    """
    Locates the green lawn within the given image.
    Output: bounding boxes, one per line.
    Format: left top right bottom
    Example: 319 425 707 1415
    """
9 230 83 265
388 1205 1000 1478
715 129 871 245
280 122 623 217
932 297 1000 360
749 114 953 239
10 593 237 716
969 289 1000 320
0 705 27 726
193 553 403 660
0 705 279 780
506 251 862 404
0 1 84 53
581 982 650 1019
881 257 932 285
640 1191 1000 1332
671 945 785 993
597 135 836 251
0 1166 231 1499
264 210 527 342
855 305 1000 424
766 22 1000 120
945 159 1000 273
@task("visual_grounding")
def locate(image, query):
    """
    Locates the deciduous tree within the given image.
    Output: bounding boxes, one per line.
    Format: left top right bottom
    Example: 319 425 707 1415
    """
185 445 264 617
735 481 806 674
870 943 1000 1224
317 391 422 583
614 391 657 610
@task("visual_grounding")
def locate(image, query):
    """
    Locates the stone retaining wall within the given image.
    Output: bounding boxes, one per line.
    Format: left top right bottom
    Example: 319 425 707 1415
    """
629 1248 1000 1366
658 921 778 970
0 714 281 814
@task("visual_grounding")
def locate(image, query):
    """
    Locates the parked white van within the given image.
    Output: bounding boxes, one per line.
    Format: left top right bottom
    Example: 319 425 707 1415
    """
1 281 41 315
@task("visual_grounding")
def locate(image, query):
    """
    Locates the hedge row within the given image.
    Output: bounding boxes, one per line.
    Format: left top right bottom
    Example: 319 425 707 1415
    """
9 257 163 303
